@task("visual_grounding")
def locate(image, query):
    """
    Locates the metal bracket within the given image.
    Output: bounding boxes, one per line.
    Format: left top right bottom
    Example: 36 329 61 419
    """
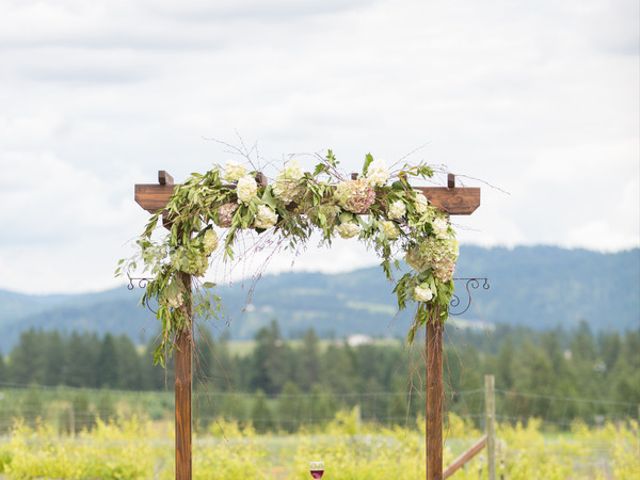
450 277 490 316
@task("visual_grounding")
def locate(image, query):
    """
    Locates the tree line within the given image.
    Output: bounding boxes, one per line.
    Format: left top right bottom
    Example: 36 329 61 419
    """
1 321 638 429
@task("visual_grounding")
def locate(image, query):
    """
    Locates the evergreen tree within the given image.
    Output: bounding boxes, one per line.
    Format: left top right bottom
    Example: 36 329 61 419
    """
115 335 142 390
251 389 274 433
64 333 100 387
9 329 46 385
43 331 66 386
277 381 303 432
96 334 119 388
295 329 320 391
250 321 291 395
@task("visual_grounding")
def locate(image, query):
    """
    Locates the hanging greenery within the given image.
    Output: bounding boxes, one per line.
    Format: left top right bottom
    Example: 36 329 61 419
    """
117 151 459 365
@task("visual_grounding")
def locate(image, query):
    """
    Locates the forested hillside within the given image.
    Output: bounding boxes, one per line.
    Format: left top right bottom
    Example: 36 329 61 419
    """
0 246 638 352
1 322 638 428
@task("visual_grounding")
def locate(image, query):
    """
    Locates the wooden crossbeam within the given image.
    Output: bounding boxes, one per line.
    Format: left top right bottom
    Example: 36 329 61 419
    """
443 435 488 478
135 172 480 216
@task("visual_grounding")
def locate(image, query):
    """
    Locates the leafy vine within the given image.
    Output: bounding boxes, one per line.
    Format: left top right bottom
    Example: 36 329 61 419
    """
117 151 459 364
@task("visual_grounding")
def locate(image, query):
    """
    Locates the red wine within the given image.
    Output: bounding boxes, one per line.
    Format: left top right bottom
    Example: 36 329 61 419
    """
310 469 324 479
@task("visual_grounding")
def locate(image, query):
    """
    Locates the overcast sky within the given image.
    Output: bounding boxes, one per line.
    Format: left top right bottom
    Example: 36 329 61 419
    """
0 0 638 294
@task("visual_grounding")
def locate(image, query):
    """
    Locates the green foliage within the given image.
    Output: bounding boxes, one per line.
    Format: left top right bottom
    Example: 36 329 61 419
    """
119 152 458 363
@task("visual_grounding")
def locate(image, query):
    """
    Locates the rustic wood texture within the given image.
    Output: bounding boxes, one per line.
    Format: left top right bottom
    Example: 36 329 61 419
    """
159 170 174 185
416 186 480 215
443 435 487 479
175 271 192 480
447 173 456 189
426 317 444 480
135 175 480 215
135 184 177 213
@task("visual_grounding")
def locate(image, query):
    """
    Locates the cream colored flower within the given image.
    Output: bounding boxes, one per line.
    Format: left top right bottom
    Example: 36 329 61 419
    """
413 283 434 302
405 237 459 282
415 193 429 214
161 280 184 309
334 179 376 214
273 160 304 204
381 220 400 240
388 200 406 220
236 175 258 204
432 217 450 238
224 161 247 182
365 159 389 187
203 229 218 255
254 205 278 229
336 222 361 239
281 159 304 180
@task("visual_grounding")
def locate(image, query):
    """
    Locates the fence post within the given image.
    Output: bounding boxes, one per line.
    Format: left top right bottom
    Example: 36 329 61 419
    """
485 375 496 480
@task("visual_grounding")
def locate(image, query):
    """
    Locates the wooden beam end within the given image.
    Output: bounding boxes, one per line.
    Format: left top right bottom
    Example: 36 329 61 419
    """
447 173 455 189
159 170 174 186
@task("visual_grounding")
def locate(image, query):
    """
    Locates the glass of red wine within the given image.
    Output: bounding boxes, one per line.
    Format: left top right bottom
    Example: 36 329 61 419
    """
309 461 325 479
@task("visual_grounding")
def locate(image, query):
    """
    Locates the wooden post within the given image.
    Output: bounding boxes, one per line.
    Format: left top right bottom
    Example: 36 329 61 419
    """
485 374 496 480
175 271 193 480
426 314 444 480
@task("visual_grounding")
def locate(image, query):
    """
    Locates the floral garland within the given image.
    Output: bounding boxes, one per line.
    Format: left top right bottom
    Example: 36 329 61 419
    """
117 151 459 364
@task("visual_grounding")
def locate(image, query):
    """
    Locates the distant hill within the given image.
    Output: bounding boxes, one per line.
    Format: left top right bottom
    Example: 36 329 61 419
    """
0 246 638 352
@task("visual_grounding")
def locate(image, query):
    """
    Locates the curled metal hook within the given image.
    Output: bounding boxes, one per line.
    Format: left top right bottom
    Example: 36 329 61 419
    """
126 274 157 314
127 274 151 290
450 277 490 316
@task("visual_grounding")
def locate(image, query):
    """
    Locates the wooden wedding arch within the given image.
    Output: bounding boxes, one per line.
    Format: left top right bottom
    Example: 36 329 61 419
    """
134 170 480 480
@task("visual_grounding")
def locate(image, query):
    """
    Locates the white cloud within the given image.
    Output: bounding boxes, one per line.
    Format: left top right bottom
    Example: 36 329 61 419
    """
0 0 637 293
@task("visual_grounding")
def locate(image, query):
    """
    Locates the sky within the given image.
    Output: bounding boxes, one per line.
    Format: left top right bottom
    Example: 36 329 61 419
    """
0 0 638 294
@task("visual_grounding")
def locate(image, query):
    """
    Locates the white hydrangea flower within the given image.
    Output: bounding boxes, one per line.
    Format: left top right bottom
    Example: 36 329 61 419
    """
273 160 304 204
203 229 218 255
281 159 304 180
381 220 400 240
415 193 429 214
254 205 278 229
432 217 450 238
365 159 389 187
336 222 361 239
236 175 258 204
224 161 247 182
388 200 406 220
405 237 459 282
413 283 434 302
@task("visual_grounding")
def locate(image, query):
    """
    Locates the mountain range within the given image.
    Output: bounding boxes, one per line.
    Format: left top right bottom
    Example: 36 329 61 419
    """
0 246 638 352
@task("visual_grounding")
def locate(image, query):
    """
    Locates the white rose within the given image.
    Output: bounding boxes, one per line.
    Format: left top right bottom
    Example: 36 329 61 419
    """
415 193 429 214
254 205 278 229
236 175 258 204
388 200 406 220
224 161 247 182
365 160 389 187
336 222 361 239
413 283 434 302
381 220 400 240
432 217 450 238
